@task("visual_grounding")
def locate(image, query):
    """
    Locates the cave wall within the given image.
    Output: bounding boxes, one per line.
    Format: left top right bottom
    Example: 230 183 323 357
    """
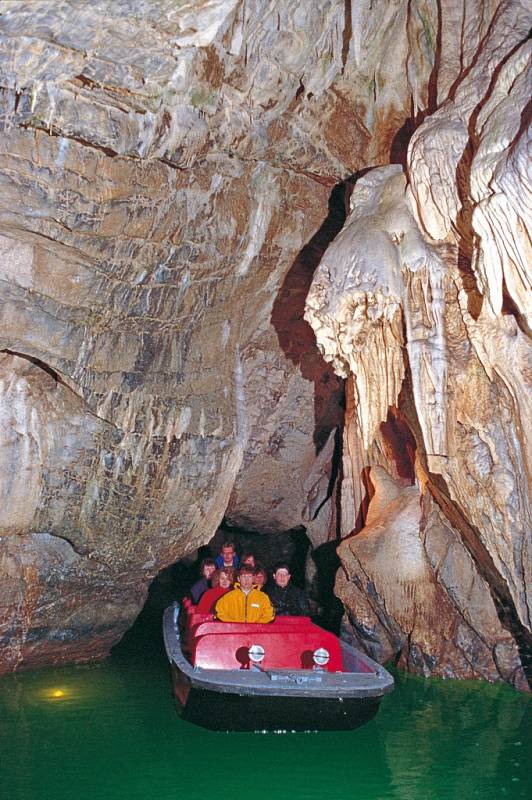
305 1 531 688
0 1 436 671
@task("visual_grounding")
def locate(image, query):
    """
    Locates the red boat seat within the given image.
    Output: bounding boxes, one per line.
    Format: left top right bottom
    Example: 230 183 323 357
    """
183 614 214 650
189 616 313 640
191 621 343 672
188 613 214 627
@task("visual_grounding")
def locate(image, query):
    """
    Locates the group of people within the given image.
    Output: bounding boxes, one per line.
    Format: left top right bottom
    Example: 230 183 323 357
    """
189 541 310 623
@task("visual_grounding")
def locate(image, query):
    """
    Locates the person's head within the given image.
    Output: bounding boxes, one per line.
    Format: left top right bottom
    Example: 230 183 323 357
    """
241 552 256 567
237 565 255 592
240 553 255 567
200 558 216 580
273 563 291 588
217 567 235 589
220 541 236 564
253 564 267 588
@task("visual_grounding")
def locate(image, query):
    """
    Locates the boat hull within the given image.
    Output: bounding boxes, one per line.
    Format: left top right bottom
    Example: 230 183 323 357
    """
171 664 382 731
163 605 393 732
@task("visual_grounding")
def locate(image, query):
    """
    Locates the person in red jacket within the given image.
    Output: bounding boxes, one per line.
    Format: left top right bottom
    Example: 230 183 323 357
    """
196 567 235 614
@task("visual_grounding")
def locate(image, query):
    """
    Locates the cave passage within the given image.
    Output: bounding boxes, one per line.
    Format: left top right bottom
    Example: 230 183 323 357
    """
115 523 345 662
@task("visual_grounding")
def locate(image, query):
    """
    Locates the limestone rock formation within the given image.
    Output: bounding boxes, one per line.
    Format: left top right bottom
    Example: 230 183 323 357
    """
306 0 531 687
1 0 529 686
337 467 526 688
0 1 436 671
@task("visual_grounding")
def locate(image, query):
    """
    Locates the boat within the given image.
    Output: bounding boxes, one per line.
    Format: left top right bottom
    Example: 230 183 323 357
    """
162 600 394 732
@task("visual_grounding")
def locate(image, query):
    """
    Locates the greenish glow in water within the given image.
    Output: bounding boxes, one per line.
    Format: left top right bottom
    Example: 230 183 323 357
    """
1 579 530 800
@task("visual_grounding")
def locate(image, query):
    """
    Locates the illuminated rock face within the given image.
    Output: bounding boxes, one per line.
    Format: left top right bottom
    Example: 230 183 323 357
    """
306 2 531 687
0 1 434 671
0 1 529 685
337 468 526 688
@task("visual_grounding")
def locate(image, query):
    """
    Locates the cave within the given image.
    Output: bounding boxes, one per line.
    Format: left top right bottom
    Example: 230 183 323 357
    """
0 1 529 701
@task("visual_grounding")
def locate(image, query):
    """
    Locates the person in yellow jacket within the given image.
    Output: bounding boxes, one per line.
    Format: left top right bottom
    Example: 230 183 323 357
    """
215 565 275 623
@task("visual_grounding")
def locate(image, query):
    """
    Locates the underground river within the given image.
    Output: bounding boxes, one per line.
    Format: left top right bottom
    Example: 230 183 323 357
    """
1 570 530 800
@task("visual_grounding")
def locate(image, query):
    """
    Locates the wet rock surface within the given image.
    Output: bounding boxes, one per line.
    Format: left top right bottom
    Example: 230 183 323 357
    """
337 468 527 689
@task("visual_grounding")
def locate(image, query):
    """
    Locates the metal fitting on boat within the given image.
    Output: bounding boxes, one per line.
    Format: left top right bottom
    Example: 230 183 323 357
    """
248 644 265 664
313 648 330 667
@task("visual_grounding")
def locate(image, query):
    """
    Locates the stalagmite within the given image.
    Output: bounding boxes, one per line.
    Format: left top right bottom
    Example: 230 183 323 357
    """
337 467 526 687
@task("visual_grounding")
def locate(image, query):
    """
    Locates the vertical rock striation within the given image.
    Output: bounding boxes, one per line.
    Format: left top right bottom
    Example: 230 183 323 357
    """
306 0 531 687
0 1 437 671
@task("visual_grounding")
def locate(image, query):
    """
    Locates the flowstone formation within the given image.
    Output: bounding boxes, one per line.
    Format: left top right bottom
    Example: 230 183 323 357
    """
305 1 531 688
0 1 435 672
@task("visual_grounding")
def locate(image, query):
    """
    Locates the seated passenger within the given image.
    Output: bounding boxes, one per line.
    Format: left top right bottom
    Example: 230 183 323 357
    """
196 567 235 614
253 564 267 588
240 552 256 567
215 565 275 623
214 540 240 569
265 563 310 616
189 558 216 604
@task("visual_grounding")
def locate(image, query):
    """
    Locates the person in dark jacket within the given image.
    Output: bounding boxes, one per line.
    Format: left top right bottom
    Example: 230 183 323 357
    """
190 558 216 604
265 563 310 616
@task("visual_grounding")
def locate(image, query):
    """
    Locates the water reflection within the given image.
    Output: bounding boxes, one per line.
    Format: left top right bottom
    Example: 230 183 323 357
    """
0 573 530 800
380 672 530 800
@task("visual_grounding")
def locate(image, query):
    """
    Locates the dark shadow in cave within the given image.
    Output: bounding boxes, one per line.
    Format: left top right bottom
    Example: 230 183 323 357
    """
501 276 532 339
111 560 192 664
389 109 418 169
350 387 418 535
2 348 63 383
270 180 349 455
310 541 344 635
379 405 417 484
116 523 347 654
352 465 374 535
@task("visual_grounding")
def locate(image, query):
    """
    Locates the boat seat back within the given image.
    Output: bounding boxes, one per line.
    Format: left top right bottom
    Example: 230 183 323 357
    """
182 614 214 651
192 625 343 671
188 613 214 628
190 616 313 639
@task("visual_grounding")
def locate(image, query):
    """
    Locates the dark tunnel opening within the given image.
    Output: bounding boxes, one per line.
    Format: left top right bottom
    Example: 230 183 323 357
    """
114 521 346 662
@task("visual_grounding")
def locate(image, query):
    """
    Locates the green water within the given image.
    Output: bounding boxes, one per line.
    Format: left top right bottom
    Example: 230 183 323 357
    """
1 579 530 800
